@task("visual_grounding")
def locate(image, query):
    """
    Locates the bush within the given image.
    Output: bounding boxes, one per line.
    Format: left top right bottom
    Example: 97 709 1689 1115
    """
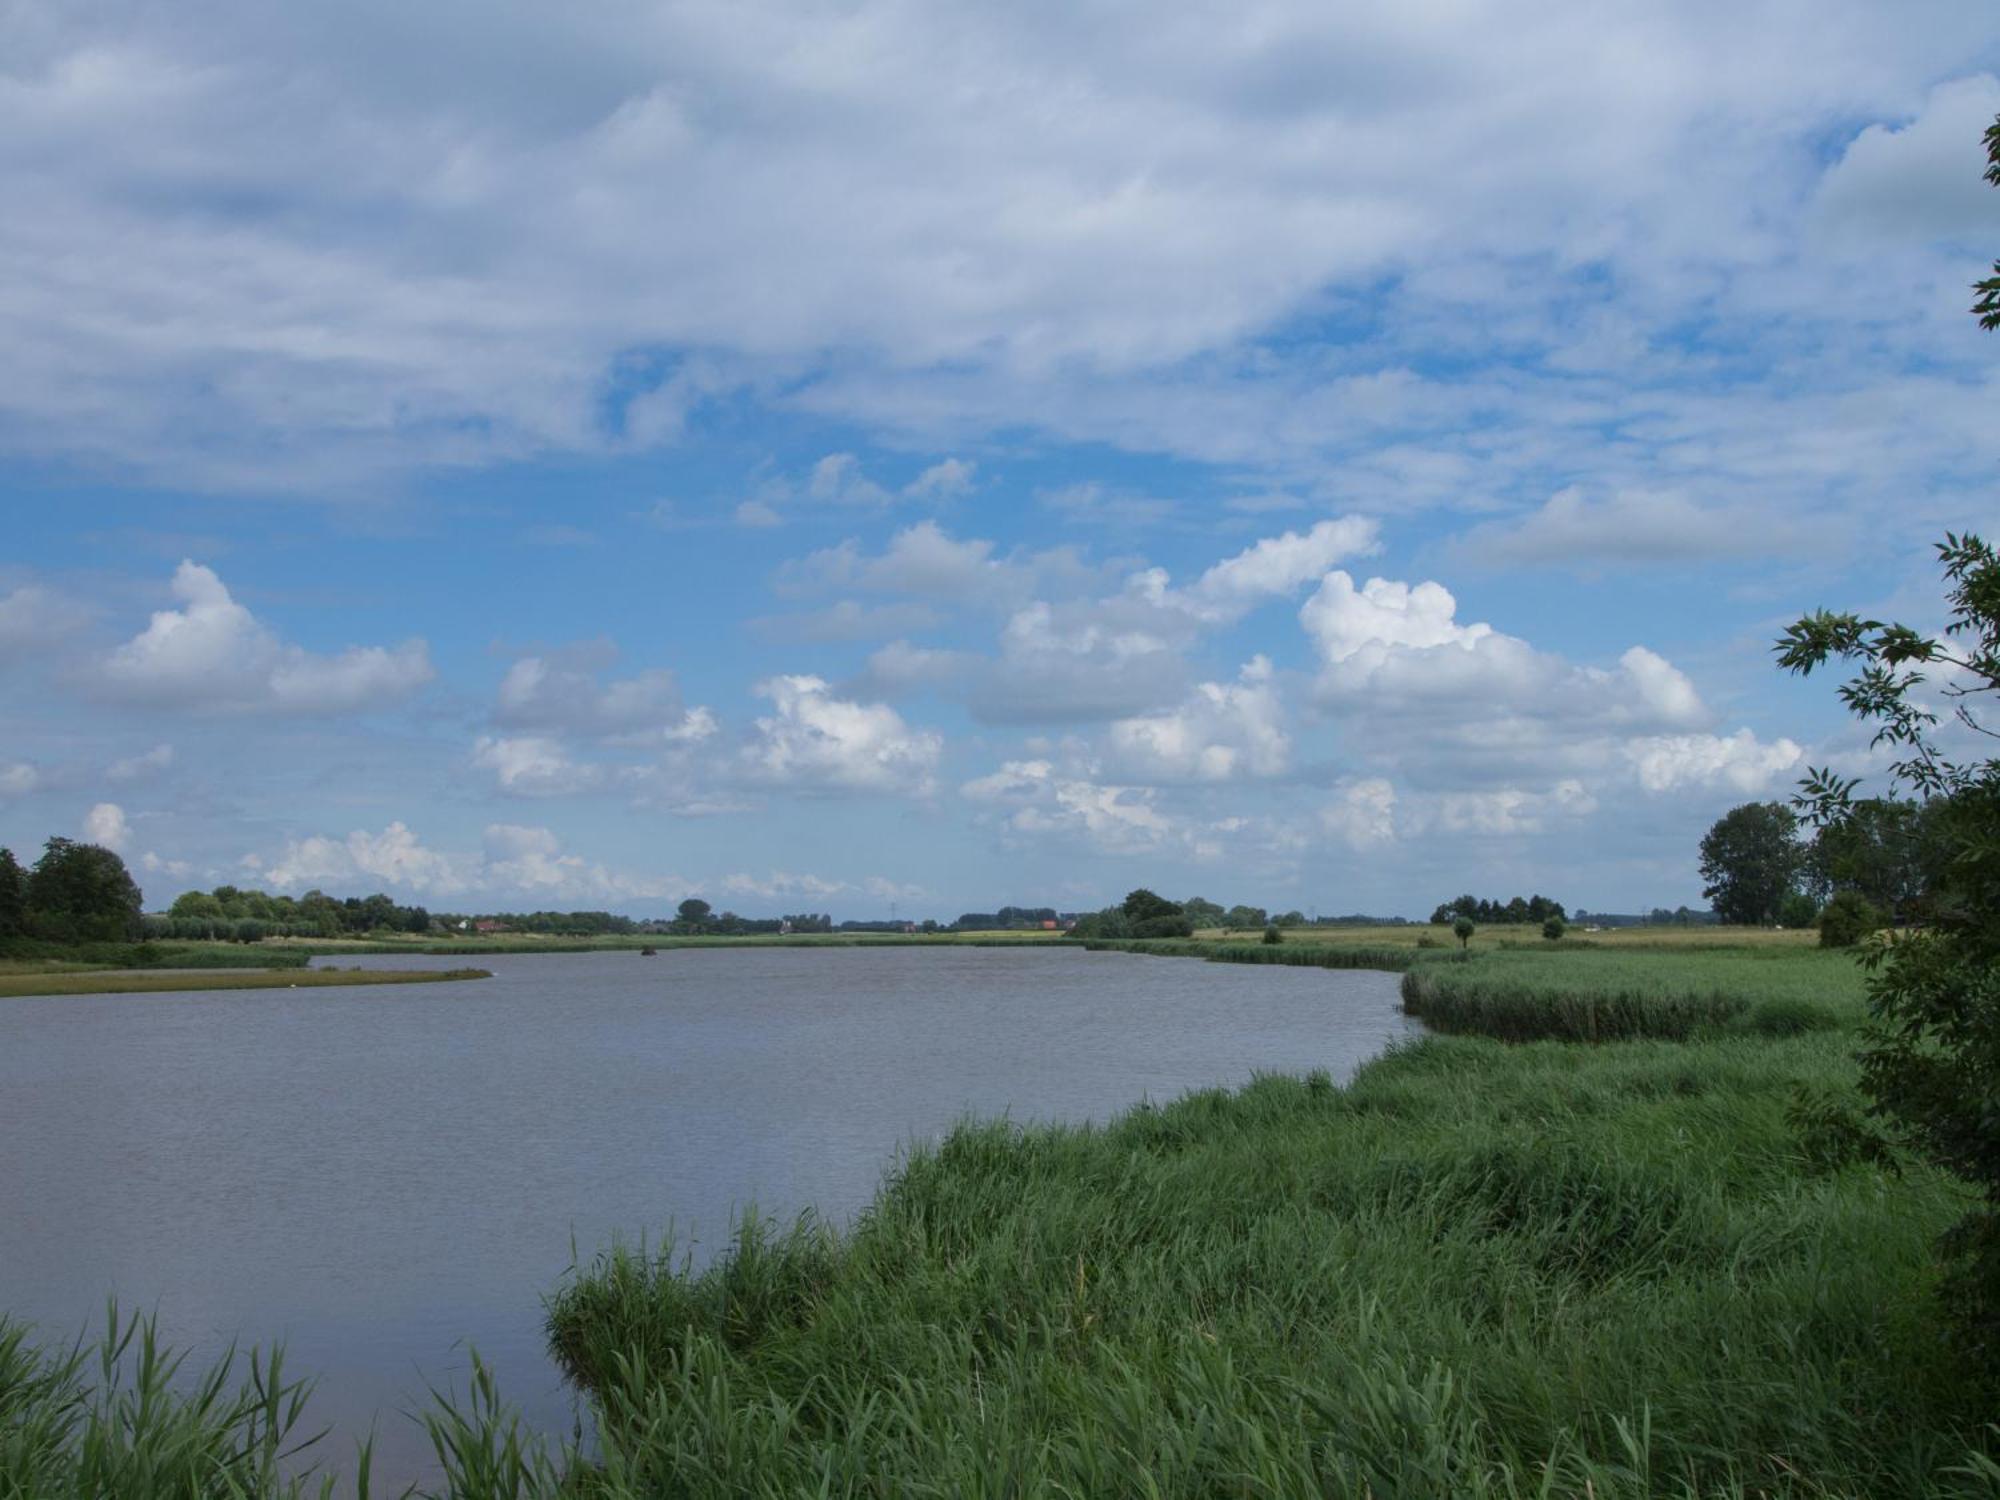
1819 890 1884 949
1130 915 1194 939
1452 916 1475 950
1261 924 1282 945
1542 916 1566 941
1780 891 1821 929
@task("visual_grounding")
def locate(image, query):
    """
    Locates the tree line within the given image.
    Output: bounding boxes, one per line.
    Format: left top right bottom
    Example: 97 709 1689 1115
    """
1695 796 1956 940
1426 894 1567 926
0 838 143 946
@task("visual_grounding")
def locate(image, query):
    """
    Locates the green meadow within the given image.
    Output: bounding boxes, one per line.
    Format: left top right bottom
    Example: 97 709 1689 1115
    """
4 939 1995 1497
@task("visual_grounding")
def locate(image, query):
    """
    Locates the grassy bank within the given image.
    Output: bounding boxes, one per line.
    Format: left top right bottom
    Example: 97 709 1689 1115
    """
0 965 490 997
525 944 1993 1498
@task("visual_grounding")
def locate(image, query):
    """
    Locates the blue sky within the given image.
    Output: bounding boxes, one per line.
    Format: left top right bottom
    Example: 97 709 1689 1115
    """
2 1 1998 919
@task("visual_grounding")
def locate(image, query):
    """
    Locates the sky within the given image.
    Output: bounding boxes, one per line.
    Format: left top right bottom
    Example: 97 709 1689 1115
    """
2 1 1999 921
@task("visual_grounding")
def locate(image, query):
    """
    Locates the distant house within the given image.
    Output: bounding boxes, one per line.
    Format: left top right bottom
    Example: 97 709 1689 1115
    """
1041 919 1059 930
474 919 511 934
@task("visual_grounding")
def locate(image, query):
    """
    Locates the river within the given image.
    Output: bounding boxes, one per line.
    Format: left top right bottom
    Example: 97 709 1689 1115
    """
0 943 1415 1489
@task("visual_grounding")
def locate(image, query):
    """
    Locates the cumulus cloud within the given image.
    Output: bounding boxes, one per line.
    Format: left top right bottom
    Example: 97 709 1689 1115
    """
98 562 433 714
1320 779 1397 849
1182 518 1380 622
1302 569 1709 736
472 735 605 797
493 642 712 743
260 820 685 903
743 675 943 793
82 802 129 851
105 744 174 783
1105 657 1289 782
961 759 1180 855
1624 730 1805 794
0 763 41 799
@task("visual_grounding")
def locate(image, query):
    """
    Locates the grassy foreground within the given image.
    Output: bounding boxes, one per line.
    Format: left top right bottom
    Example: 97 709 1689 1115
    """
4 943 1997 1496
524 944 1996 1498
0 965 490 998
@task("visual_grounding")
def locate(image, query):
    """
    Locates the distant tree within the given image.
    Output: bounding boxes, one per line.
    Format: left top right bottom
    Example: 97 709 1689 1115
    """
1542 916 1566 942
1223 904 1268 931
25 836 143 943
677 897 713 931
1452 915 1475 950
1817 890 1883 950
1181 896 1226 928
1261 924 1282 945
1275 910 1305 928
1121 889 1191 939
1778 891 1820 929
1699 802 1806 925
0 848 22 938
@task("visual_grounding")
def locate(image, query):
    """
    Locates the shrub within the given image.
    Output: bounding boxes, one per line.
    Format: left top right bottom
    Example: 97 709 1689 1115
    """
1542 916 1566 942
1261 924 1282 945
1819 890 1884 949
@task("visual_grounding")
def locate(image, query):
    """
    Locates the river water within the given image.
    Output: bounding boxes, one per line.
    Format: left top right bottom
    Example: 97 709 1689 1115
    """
0 944 1415 1488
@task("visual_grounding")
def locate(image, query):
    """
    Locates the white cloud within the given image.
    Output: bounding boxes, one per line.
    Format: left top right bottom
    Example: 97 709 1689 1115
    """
98 561 433 714
82 801 130 851
472 735 605 797
261 820 684 903
1814 74 2000 244
0 583 91 662
1106 657 1289 782
1321 778 1397 849
905 457 976 501
962 758 1181 855
1448 487 1824 568
743 675 942 794
1624 730 1805 794
1183 517 1380 621
105 743 174 782
0 763 40 799
494 643 711 743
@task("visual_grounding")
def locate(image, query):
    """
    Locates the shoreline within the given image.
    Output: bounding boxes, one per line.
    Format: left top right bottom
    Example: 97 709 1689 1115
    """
0 966 491 998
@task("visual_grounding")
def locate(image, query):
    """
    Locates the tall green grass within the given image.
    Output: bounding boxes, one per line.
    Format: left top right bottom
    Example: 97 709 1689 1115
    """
534 1003 1995 1496
0 1305 356 1498
1402 949 1866 1043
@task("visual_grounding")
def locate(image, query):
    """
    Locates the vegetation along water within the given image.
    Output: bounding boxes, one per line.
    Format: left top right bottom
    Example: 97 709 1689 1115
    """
4 933 1996 1497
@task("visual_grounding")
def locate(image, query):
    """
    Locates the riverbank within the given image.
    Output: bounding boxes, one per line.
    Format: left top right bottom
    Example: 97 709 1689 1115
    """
0 965 490 997
4 941 1991 1496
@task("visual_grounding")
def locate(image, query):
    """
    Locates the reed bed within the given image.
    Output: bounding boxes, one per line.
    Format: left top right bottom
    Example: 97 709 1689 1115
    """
1078 937 1436 971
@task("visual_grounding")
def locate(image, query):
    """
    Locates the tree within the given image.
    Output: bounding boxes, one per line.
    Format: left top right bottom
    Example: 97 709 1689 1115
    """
1777 526 2000 1366
1121 889 1192 939
1223 904 1267 931
1818 890 1884 950
677 897 713 931
1180 896 1226 928
1275 910 1305 928
1452 915 1475 950
1698 802 1805 925
0 848 22 939
1778 891 1820 929
1542 916 1566 942
24 836 143 943
1975 115 2000 330
1261 924 1282 945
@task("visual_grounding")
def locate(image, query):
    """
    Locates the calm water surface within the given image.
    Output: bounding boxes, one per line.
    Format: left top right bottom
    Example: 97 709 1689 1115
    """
0 945 1415 1487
